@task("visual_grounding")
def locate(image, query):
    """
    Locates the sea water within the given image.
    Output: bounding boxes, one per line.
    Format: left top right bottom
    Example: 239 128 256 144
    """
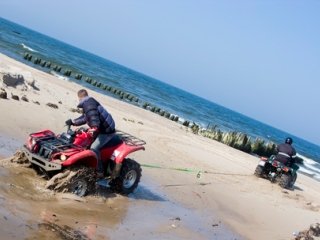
1 17 319 181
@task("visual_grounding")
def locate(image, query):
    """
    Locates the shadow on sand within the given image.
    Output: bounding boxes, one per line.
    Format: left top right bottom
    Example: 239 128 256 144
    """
293 185 304 192
129 185 166 202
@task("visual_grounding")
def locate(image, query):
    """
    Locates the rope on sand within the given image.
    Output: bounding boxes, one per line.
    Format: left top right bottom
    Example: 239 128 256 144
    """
140 163 251 177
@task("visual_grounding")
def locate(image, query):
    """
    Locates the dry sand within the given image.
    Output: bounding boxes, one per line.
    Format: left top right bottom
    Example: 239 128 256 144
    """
0 53 319 240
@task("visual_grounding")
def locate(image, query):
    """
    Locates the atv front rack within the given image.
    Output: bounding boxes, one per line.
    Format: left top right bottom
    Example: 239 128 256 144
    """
116 130 146 147
31 134 82 159
22 146 62 171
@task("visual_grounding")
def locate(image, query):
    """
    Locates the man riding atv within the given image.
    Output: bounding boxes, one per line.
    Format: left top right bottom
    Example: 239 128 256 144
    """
274 137 297 167
254 137 299 189
65 89 117 179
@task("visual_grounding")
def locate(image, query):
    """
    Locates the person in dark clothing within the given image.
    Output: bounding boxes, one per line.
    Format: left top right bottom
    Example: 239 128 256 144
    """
65 89 116 179
274 137 297 166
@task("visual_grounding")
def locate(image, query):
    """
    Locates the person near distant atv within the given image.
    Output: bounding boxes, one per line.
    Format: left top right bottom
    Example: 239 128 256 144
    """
274 137 297 166
65 89 118 179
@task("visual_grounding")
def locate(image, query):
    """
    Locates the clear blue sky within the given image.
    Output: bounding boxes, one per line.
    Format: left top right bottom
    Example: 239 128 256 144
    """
1 1 319 145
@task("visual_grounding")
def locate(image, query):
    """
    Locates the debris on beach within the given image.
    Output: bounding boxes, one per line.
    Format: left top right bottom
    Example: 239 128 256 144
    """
11 93 19 101
1 72 39 91
293 223 320 240
170 217 181 229
305 202 320 212
46 102 59 109
38 221 89 240
69 108 82 114
58 101 62 104
2 73 25 88
26 78 40 91
21 95 29 102
0 88 7 99
33 100 40 105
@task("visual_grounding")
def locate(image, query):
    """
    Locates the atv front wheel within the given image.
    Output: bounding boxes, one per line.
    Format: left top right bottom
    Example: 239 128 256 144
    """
46 167 96 197
254 165 264 177
279 173 293 189
111 158 142 195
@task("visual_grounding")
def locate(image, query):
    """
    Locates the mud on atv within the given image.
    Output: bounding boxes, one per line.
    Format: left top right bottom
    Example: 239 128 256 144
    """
17 126 145 197
254 155 299 189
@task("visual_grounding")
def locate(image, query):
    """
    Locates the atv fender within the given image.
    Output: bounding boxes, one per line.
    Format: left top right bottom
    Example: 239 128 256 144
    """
113 145 145 164
62 150 97 168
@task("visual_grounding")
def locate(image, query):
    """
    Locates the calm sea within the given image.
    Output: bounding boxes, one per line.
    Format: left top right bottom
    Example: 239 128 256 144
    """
1 17 319 181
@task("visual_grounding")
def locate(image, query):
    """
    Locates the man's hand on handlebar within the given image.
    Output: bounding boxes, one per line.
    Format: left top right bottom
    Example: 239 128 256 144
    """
65 119 74 126
88 127 99 138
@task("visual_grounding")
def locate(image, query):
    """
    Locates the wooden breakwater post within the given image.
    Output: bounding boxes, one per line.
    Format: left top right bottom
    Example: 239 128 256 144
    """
53 66 62 72
183 120 190 127
143 102 150 109
63 70 72 77
23 53 30 60
75 74 82 80
33 58 41 65
23 52 33 61
91 80 98 86
85 77 93 84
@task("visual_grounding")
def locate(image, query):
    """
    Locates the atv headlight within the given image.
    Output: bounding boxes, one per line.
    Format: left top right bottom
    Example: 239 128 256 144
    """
31 138 36 148
60 154 67 161
27 137 37 150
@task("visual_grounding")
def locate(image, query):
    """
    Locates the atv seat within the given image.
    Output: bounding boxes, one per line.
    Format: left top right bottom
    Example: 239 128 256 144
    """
101 134 123 148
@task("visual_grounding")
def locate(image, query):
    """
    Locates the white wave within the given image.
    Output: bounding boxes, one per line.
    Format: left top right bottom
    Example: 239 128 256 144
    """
50 71 69 81
21 43 38 52
296 153 320 181
298 165 316 176
297 154 320 173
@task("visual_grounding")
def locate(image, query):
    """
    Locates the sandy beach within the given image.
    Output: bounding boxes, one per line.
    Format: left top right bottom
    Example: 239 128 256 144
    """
0 53 319 240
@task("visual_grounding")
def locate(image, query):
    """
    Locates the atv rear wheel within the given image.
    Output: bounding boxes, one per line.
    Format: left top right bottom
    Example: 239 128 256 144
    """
46 167 95 197
254 165 264 177
289 173 297 188
111 158 141 195
279 173 293 189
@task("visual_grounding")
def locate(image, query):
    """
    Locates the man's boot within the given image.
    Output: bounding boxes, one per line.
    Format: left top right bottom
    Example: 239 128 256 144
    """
111 163 122 179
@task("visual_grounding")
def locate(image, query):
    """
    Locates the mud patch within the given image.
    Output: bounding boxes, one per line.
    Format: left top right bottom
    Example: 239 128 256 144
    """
36 221 89 240
0 164 127 240
46 167 96 196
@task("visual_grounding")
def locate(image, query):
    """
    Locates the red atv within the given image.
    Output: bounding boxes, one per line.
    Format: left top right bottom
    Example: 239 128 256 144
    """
20 125 145 196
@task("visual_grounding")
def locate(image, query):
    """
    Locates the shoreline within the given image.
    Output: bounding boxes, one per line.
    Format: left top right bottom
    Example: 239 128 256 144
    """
1 53 320 239
13 51 320 183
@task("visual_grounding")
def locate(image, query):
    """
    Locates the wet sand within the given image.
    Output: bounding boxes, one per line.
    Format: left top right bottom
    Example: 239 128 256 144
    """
0 157 239 240
1 53 320 240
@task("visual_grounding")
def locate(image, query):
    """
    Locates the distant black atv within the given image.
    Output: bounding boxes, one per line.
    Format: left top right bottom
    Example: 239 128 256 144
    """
254 155 299 189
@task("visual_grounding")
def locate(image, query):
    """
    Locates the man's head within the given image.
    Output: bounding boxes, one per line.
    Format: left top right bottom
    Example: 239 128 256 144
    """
77 89 88 101
285 137 293 145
